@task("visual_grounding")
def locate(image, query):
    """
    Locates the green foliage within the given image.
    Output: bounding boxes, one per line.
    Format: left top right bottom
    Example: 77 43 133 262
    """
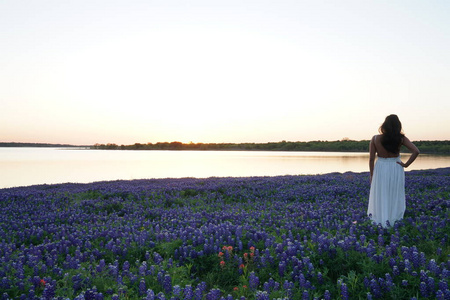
154 240 183 258
4 140 449 154
91 140 450 154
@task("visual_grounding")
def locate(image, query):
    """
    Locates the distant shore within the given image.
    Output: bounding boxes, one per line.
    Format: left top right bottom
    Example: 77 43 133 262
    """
2 140 449 154
0 142 89 148
92 140 449 154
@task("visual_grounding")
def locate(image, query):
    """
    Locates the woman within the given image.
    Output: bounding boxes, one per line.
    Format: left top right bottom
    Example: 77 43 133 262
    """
367 114 420 227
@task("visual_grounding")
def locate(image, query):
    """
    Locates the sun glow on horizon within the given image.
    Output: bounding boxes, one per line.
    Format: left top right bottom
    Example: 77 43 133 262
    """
1 1 449 145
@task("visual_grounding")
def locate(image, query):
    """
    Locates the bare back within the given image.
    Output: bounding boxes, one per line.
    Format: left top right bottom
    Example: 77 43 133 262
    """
371 135 400 158
369 119 420 179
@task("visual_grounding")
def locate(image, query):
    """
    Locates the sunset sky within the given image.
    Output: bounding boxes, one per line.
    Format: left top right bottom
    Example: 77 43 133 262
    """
1 0 449 145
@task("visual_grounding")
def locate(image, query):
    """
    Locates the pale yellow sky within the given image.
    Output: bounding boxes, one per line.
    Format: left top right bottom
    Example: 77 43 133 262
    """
1 1 449 145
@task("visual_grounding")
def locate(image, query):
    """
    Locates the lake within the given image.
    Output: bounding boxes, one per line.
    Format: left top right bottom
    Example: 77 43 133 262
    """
1 147 449 188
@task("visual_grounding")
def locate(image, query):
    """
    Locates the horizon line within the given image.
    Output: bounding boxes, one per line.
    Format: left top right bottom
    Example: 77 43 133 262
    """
1 139 449 147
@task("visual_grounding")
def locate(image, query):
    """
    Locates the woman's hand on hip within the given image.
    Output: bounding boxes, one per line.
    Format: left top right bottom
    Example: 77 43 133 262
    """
397 161 407 168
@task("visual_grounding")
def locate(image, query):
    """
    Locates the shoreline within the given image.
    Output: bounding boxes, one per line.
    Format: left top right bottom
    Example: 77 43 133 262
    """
2 166 449 191
2 140 449 154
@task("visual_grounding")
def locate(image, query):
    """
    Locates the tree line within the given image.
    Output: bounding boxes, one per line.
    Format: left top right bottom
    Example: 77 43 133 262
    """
92 140 450 154
0 142 80 147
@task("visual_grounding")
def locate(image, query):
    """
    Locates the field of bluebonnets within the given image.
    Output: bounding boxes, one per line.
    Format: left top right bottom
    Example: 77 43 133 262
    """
0 168 449 300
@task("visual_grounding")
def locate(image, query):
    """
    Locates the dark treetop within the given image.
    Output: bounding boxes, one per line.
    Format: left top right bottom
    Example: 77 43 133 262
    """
92 140 450 154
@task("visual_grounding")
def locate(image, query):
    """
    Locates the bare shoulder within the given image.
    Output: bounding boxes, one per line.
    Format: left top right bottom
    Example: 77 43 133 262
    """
370 135 378 153
402 136 411 142
371 134 382 142
402 136 412 145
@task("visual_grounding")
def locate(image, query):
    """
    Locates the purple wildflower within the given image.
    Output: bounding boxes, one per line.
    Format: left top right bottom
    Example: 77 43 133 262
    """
84 289 97 300
317 272 324 284
438 279 448 291
163 274 172 294
392 266 400 276
428 259 439 275
370 279 382 298
183 285 193 300
96 259 105 273
1 277 10 290
194 288 203 300
153 252 164 264
377 235 384 247
340 282 349 300
139 278 147 295
385 273 394 290
279 261 286 277
420 281 428 298
411 251 420 268
298 273 306 288
145 289 155 300
436 290 445 300
173 285 182 297
324 290 331 300
256 291 270 300
363 277 370 289
427 276 435 292
249 272 260 290
139 262 148 277
283 280 294 299
42 283 55 300
419 270 428 282
123 261 130 272
205 288 221 300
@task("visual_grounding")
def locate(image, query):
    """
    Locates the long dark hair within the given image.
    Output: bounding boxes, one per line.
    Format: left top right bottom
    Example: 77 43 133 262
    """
379 114 404 154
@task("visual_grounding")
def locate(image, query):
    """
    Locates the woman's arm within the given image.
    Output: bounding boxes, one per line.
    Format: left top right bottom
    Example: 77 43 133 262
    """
397 136 420 168
369 135 376 181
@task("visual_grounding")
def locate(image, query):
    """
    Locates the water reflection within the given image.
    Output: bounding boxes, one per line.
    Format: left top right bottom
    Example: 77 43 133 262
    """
1 148 449 188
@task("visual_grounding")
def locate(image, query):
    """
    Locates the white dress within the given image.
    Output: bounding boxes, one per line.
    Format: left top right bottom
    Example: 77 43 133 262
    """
367 156 405 227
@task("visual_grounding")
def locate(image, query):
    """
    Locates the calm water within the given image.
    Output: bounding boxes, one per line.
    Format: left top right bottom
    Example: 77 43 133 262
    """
1 147 449 188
